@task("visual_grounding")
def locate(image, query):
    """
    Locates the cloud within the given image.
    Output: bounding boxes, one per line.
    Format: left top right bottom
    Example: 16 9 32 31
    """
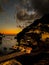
32 0 49 14
0 5 4 13
16 9 38 21
3 0 9 4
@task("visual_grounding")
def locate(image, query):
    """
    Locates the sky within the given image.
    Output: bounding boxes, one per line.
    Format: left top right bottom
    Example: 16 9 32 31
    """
0 0 35 34
0 0 21 34
0 0 49 34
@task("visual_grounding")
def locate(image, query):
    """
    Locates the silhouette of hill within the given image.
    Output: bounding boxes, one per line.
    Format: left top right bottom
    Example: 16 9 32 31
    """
15 14 49 50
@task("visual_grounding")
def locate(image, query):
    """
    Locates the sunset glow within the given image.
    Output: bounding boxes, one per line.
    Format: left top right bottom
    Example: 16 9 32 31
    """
0 28 22 34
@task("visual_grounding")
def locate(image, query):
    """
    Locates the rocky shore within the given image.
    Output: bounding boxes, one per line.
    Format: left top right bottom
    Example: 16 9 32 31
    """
16 52 49 65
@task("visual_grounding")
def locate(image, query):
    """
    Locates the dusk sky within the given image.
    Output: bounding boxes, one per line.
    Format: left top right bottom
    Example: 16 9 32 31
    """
0 0 22 34
0 0 49 34
0 0 35 34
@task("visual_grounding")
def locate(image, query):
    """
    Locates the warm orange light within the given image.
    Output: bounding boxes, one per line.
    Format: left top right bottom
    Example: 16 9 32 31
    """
0 28 22 34
41 32 49 41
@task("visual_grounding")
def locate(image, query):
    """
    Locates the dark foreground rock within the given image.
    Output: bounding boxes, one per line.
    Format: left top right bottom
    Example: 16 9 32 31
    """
16 53 49 65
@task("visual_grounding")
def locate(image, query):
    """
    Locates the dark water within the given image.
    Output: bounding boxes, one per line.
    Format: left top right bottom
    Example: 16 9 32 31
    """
0 35 18 54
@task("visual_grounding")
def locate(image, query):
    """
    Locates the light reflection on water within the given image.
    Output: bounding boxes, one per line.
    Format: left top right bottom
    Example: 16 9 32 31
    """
0 35 17 54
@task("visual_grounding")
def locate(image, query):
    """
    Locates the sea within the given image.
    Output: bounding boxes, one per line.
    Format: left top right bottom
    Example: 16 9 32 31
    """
0 34 18 54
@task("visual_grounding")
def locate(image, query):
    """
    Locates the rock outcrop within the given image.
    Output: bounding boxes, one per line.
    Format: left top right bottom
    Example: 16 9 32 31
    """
15 14 49 50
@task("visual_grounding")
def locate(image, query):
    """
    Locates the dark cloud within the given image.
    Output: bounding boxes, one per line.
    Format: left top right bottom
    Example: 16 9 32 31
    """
0 5 4 13
20 0 33 11
17 10 36 21
17 11 41 21
15 0 33 11
32 0 49 14
2 0 9 4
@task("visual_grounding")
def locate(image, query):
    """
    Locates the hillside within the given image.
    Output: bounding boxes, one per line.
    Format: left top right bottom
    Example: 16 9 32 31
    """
15 14 49 50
